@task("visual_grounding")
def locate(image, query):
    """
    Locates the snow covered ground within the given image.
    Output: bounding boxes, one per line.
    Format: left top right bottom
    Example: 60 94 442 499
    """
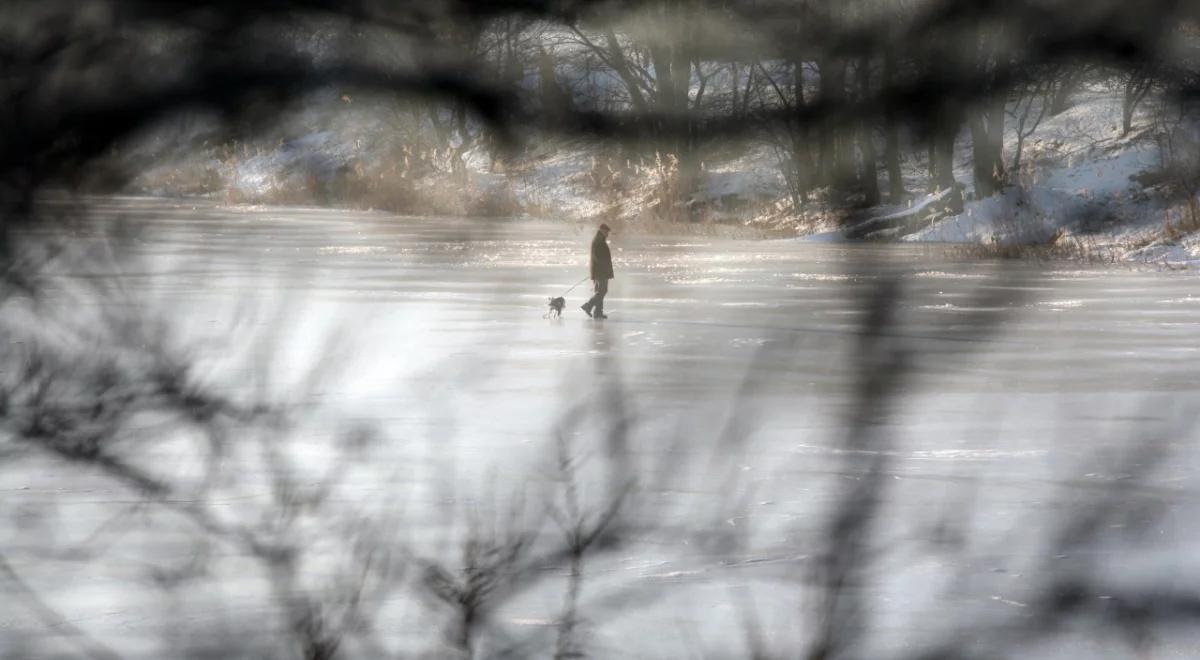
4 198 1200 657
892 90 1200 270
126 87 1200 268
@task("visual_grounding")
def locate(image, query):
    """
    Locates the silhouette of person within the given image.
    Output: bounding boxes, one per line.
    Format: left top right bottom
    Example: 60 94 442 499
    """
581 223 613 319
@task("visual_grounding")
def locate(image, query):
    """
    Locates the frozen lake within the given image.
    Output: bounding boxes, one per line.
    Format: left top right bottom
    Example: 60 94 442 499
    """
4 197 1200 658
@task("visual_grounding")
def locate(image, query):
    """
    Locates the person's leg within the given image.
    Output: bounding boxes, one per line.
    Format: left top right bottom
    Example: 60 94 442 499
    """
594 279 608 318
581 280 599 316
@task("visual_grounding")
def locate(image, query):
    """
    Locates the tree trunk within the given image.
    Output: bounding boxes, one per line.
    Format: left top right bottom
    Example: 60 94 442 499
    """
789 57 813 205
729 62 740 116
602 29 650 115
538 48 570 119
1121 68 1153 137
857 56 880 206
816 58 835 189
927 141 937 193
450 99 473 184
966 21 1008 198
934 107 963 213
817 58 853 199
815 59 841 186
882 52 906 203
650 6 699 220
988 92 1006 178
968 107 1005 198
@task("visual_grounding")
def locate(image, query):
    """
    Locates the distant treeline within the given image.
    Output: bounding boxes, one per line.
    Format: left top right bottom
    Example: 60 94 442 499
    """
3 1 1199 224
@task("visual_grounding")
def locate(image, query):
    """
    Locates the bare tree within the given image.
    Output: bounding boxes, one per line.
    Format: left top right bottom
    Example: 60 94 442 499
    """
1008 76 1053 173
1122 62 1158 137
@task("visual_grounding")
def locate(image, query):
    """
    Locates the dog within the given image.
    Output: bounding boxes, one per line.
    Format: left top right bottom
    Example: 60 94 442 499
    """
546 296 566 319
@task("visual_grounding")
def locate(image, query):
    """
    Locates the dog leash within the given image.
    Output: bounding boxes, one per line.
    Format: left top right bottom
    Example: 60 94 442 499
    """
561 276 589 296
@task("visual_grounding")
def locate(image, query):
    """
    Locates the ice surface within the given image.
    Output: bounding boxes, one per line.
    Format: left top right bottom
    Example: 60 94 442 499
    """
4 198 1200 658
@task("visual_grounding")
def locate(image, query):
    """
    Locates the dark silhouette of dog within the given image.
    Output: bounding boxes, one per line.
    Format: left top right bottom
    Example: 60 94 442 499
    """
547 296 565 319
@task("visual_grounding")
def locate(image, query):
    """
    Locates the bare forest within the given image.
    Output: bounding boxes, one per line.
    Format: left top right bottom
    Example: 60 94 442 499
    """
4 1 1200 659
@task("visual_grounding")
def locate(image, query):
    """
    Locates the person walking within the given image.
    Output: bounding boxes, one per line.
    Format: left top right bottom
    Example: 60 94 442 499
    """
581 223 613 319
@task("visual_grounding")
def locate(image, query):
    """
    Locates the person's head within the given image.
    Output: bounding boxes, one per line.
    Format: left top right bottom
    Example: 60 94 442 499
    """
598 223 611 237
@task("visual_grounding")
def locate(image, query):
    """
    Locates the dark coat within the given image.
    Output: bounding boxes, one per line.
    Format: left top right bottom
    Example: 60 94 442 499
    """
590 231 614 281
